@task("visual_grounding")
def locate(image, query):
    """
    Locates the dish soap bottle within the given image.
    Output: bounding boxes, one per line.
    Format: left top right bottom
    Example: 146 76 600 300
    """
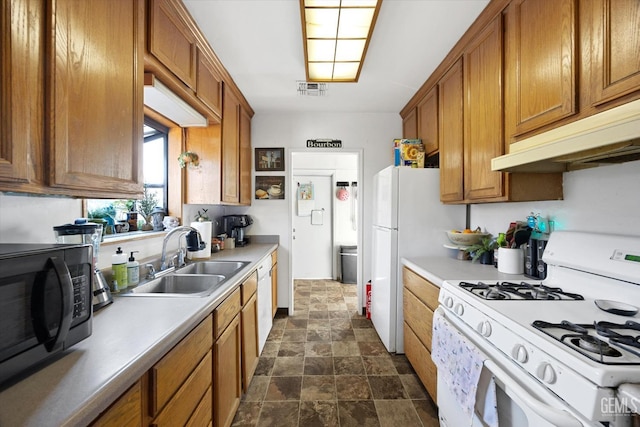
112 247 128 291
127 251 140 287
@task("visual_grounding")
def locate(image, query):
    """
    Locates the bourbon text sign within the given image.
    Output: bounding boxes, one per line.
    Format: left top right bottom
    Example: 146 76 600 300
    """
306 139 342 148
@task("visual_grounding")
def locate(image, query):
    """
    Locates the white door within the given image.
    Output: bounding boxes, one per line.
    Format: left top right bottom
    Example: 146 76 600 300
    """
292 174 333 279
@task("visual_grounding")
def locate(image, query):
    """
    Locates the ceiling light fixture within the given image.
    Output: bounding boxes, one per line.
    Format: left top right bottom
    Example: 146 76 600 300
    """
300 0 382 83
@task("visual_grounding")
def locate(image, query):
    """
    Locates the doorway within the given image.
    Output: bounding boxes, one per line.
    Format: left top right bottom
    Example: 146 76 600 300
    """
288 150 363 315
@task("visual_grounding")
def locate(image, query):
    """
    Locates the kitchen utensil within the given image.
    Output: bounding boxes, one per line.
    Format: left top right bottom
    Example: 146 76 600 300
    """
92 270 113 310
595 300 639 316
512 227 532 248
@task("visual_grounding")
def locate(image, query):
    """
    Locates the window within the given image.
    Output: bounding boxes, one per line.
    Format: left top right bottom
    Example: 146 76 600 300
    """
85 118 168 234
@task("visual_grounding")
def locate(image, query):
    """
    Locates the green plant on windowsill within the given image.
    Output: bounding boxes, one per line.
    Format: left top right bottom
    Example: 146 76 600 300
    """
465 235 497 264
138 187 159 231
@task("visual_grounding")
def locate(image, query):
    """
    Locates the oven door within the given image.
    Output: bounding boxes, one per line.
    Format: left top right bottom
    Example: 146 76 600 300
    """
435 307 593 427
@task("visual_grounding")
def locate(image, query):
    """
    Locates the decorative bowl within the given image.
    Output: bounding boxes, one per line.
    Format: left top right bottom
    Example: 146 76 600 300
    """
446 231 491 247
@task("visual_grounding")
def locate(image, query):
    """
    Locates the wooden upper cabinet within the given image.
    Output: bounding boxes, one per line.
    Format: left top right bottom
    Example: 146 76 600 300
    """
438 59 464 203
48 0 144 197
417 87 439 156
0 0 41 185
184 126 222 204
505 0 577 138
402 108 418 139
464 16 504 201
196 49 223 116
148 0 197 90
590 0 640 106
239 107 252 206
221 85 240 204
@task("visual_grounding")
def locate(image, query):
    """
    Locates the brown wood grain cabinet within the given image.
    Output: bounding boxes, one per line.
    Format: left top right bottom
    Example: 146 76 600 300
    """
589 0 640 107
213 293 242 427
196 49 223 117
148 0 197 90
417 87 439 156
221 85 241 204
438 59 465 203
463 16 505 201
241 272 259 393
402 108 418 140
184 126 222 204
402 266 439 402
239 107 253 205
1 0 144 198
504 0 577 138
90 381 143 427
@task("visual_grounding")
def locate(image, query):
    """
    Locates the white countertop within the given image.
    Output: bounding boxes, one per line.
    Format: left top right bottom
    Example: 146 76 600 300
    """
0 243 277 427
402 256 529 287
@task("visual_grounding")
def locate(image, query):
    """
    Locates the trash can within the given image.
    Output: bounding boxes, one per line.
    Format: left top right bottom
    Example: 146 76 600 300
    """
340 245 357 284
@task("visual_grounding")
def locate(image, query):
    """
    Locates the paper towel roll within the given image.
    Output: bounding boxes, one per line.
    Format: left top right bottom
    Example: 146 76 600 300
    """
189 221 212 259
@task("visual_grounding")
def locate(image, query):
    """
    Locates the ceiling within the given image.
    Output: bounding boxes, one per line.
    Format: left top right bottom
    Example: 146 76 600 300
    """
183 0 490 115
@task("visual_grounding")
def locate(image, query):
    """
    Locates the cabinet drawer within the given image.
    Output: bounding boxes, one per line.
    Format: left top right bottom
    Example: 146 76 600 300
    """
241 271 258 305
215 287 241 338
403 288 434 352
404 322 437 402
152 350 212 427
186 386 212 427
403 267 439 311
91 380 142 427
150 316 213 415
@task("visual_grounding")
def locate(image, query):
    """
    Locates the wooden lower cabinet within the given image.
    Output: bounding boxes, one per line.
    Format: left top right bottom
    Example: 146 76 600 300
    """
214 313 242 427
90 381 143 427
402 266 439 402
241 273 259 393
271 250 278 317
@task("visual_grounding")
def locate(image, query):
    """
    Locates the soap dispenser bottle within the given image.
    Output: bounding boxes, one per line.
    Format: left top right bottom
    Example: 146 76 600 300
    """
112 247 128 291
127 251 140 287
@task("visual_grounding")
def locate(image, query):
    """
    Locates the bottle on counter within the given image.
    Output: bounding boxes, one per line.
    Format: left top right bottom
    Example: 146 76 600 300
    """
112 247 128 291
127 251 140 287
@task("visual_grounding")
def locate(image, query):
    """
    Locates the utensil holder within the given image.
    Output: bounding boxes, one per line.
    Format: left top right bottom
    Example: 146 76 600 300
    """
498 247 524 274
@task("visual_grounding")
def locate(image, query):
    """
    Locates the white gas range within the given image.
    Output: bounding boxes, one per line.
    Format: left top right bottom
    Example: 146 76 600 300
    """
437 231 640 427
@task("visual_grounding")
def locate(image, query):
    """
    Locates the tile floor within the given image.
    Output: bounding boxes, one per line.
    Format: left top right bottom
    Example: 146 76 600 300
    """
231 279 439 427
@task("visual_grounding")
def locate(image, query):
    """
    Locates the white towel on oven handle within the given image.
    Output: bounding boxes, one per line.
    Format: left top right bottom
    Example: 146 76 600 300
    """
432 308 499 427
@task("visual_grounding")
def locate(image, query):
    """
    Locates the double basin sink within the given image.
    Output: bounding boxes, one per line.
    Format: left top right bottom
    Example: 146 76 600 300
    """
120 261 249 297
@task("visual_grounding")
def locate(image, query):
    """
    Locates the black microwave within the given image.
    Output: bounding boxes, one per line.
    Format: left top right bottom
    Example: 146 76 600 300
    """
0 244 93 386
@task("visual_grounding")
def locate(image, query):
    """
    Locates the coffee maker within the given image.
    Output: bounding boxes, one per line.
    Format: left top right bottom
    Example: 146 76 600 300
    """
222 215 253 247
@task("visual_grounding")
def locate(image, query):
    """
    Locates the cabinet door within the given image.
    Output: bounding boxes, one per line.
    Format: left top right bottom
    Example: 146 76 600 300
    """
241 292 259 393
184 126 222 204
590 0 640 105
214 314 242 427
464 16 504 201
221 85 240 204
90 381 142 427
438 59 464 203
148 0 197 90
505 0 576 137
48 0 144 197
196 49 223 116
239 107 252 206
417 87 439 156
402 108 417 139
0 0 41 185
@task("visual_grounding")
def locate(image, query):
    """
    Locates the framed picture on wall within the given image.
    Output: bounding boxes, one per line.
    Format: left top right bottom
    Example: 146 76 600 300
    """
255 148 285 171
255 176 285 199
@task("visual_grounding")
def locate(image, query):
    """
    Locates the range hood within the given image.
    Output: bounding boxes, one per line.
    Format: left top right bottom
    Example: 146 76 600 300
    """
143 73 208 127
492 99 640 173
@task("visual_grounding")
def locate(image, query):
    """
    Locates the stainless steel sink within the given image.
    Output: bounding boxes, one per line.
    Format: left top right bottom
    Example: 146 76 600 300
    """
176 261 249 276
121 274 226 297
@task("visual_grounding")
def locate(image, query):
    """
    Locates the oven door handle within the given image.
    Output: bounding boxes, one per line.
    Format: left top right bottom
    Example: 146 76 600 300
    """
484 359 583 427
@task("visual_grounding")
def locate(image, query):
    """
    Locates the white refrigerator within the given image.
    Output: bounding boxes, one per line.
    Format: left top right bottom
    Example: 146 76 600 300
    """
371 166 465 353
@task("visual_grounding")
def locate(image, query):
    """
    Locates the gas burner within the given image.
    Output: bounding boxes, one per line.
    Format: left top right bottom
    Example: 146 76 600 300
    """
571 335 622 357
459 281 584 301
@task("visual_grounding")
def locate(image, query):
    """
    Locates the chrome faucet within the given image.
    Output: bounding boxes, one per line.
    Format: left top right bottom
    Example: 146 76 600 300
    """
159 226 204 271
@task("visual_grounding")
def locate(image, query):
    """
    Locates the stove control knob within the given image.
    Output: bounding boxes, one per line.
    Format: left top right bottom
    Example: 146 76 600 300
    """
444 297 454 308
512 345 528 363
536 362 556 384
477 321 492 337
454 303 464 316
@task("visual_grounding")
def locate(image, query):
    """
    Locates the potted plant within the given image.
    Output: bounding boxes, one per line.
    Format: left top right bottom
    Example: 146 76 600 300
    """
466 235 498 265
138 187 159 231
